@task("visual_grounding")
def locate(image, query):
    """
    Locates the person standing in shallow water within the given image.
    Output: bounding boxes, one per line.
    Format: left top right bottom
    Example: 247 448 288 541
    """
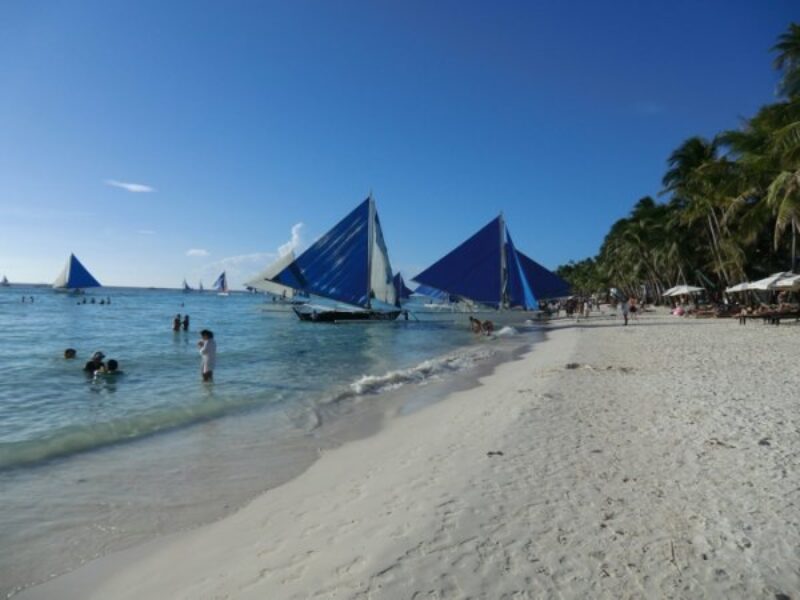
182 314 190 331
172 314 182 332
197 329 216 382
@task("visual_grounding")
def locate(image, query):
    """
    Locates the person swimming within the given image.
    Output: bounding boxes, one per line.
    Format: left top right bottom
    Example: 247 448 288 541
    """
83 351 105 374
469 316 483 333
64 348 77 359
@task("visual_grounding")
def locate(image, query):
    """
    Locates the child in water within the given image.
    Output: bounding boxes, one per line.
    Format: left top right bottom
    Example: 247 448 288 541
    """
197 330 216 382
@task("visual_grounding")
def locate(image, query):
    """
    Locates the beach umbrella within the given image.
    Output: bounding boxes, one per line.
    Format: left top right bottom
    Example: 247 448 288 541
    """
725 282 750 293
747 272 793 291
663 285 704 297
770 273 800 290
661 286 679 296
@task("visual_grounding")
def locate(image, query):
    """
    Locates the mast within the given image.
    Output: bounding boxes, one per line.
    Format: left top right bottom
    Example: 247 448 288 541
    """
499 213 508 309
366 193 375 309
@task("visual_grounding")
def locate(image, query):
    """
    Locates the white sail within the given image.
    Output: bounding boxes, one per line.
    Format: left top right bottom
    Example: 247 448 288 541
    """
245 251 297 296
52 262 69 289
369 210 396 306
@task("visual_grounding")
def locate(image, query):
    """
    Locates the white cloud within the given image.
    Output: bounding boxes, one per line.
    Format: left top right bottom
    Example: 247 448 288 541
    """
137 229 156 235
278 222 304 257
186 248 210 257
105 179 155 193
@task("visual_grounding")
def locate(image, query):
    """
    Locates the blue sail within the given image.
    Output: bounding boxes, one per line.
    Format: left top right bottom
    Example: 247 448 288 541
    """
393 273 413 300
413 284 450 301
412 217 503 307
273 199 371 307
517 251 571 299
213 272 228 291
505 231 537 309
65 254 101 288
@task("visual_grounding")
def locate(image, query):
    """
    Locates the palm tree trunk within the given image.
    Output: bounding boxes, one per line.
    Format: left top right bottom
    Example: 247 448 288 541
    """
706 214 731 284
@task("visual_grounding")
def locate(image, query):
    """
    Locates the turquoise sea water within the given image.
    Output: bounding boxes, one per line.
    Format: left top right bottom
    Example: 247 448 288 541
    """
0 285 537 595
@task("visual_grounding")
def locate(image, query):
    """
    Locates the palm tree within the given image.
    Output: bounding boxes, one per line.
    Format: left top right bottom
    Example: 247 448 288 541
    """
773 22 800 99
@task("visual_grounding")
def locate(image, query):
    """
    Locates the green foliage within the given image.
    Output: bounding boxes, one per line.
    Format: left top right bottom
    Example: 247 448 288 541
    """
556 23 800 300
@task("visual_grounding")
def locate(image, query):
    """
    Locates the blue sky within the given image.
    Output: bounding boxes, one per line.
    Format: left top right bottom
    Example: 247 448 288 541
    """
0 1 795 288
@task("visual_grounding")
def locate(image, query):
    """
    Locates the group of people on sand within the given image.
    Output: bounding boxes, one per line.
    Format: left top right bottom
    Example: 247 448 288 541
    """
64 349 121 378
469 316 495 335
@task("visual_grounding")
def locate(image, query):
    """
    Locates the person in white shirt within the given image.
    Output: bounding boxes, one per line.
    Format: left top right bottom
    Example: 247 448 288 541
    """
197 329 217 382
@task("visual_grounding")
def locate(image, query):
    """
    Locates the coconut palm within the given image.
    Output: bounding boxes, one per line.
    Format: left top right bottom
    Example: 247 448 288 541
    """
773 22 800 99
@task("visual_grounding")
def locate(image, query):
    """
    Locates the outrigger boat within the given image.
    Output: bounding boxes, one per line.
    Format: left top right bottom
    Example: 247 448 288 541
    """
268 195 400 322
410 214 570 322
213 271 229 296
52 254 101 294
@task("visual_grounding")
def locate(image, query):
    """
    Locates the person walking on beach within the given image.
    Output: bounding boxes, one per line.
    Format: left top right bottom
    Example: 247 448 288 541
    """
172 314 182 332
620 299 630 326
197 329 216 382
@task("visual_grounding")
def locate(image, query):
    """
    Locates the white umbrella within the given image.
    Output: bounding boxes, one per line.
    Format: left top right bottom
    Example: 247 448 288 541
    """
661 286 679 296
664 285 704 297
771 273 800 290
725 282 750 293
748 272 792 291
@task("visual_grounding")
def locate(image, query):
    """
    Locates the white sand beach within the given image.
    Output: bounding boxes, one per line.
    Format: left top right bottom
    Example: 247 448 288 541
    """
19 312 800 599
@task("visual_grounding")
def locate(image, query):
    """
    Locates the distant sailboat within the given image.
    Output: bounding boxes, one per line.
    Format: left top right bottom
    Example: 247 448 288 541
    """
198 281 204 292
213 271 229 296
269 195 400 322
411 215 570 319
0 275 9 287
52 254 101 293
182 279 193 292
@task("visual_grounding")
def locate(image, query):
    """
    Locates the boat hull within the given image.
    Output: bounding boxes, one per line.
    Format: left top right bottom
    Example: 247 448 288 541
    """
293 306 401 322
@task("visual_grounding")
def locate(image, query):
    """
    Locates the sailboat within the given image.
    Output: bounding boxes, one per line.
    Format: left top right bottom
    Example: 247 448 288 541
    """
393 273 413 302
198 281 204 292
268 195 400 322
0 275 9 287
245 251 309 307
213 271 229 296
182 279 194 292
52 253 101 293
411 215 570 321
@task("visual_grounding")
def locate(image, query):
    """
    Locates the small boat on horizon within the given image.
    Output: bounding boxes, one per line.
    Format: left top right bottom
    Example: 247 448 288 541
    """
52 254 101 294
182 279 193 293
0 275 9 287
213 271 229 296
267 195 401 322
